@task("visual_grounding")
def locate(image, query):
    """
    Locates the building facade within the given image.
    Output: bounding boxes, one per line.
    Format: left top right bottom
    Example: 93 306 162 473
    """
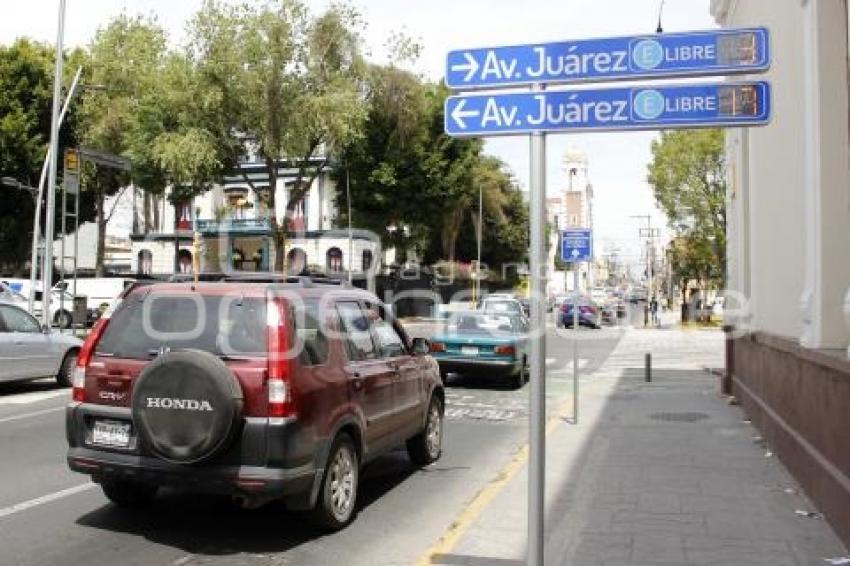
130 159 379 278
712 0 850 546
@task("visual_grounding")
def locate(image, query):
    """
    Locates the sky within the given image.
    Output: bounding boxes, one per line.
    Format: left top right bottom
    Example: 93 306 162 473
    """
0 0 716 267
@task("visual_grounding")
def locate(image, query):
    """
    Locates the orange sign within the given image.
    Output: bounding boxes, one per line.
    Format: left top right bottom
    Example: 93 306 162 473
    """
64 149 79 173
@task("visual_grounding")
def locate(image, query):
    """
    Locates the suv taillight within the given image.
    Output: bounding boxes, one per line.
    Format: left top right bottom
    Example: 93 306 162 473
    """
73 316 110 402
266 297 295 418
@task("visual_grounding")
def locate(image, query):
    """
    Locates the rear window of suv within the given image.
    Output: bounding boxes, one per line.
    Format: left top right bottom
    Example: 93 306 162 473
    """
95 293 267 359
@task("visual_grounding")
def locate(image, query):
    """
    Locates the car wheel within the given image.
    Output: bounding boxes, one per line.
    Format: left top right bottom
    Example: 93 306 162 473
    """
311 433 359 530
407 395 443 466
54 310 72 329
100 477 158 507
56 349 77 387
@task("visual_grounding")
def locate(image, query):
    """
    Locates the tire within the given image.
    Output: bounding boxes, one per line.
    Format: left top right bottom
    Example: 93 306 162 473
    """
56 349 77 387
101 477 158 507
511 361 525 389
54 310 72 329
407 395 443 466
311 434 359 531
132 349 243 464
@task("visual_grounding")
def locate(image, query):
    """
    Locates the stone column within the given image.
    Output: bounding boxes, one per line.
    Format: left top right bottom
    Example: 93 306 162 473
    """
800 0 850 349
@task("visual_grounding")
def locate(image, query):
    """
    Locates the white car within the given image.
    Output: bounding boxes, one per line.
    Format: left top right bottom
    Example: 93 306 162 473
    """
0 302 82 386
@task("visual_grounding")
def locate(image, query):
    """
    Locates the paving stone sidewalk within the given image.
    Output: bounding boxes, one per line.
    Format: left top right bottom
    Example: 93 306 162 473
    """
435 331 848 566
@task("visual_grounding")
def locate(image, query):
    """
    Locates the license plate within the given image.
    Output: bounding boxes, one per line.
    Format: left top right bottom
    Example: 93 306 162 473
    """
92 419 130 447
461 346 479 356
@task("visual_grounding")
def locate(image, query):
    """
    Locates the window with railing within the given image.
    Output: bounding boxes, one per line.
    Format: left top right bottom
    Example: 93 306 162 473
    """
175 201 193 231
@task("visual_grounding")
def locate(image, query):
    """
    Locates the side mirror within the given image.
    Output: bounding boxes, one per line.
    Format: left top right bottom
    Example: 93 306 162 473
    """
411 337 430 355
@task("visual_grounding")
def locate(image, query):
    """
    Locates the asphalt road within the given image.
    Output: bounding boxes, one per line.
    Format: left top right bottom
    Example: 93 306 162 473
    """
0 319 630 566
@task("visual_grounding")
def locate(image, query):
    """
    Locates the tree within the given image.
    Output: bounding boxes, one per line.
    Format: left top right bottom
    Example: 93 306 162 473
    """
76 15 168 274
0 39 88 274
647 129 726 288
335 66 528 273
188 0 367 269
0 39 54 273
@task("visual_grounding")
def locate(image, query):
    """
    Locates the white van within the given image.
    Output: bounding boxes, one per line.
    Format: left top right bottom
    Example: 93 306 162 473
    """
54 277 136 312
2 278 79 328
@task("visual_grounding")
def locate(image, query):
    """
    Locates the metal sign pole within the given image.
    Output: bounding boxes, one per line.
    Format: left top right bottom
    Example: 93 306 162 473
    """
573 267 580 424
527 83 546 566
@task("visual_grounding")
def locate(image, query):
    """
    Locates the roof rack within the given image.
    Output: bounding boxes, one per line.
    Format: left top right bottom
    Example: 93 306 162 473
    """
166 272 352 288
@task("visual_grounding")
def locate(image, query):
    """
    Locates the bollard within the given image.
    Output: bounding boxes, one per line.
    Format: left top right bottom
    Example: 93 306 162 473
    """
722 325 735 395
645 352 652 382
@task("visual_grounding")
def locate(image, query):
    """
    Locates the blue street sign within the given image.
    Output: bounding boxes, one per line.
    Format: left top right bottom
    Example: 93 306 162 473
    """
444 81 771 137
446 28 770 89
561 229 593 263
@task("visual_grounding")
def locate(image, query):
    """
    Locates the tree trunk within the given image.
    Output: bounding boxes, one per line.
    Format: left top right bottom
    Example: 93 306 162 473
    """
265 156 284 272
95 193 106 277
142 190 150 234
152 193 161 232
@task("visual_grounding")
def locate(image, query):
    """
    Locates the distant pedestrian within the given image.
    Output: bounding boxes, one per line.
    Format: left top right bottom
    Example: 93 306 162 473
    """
650 295 659 326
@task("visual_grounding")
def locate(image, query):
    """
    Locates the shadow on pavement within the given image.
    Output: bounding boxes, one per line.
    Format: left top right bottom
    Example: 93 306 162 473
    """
74 451 418 557
0 378 65 397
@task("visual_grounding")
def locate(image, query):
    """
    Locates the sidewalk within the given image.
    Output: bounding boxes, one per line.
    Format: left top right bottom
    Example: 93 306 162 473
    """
427 331 848 566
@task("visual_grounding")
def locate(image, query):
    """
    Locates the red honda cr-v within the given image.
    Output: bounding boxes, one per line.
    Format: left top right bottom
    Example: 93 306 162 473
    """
66 279 444 530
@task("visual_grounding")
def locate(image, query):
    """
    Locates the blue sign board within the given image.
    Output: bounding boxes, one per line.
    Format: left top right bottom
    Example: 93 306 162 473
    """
446 28 770 89
561 229 593 263
444 81 771 137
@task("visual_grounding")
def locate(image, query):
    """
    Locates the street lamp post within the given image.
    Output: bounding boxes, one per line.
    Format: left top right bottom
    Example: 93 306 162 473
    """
27 65 82 315
41 0 67 327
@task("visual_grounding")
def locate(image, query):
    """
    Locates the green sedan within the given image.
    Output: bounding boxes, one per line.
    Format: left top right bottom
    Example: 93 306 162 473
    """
429 311 529 389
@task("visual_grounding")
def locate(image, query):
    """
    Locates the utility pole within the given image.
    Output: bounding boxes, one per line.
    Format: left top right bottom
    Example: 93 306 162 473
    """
42 0 66 327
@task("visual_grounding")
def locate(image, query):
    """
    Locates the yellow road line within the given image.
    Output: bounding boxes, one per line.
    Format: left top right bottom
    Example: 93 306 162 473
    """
416 395 576 565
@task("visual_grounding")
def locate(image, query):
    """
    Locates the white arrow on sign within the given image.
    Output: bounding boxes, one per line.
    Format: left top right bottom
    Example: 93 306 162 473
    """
451 52 479 82
451 98 480 130
571 248 580 258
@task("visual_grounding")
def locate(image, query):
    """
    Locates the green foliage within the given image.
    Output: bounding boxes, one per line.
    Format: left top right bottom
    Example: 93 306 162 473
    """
0 39 55 272
647 129 726 287
335 67 528 270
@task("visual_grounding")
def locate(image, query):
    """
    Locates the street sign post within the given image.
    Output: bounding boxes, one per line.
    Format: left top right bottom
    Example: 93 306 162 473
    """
561 228 593 263
561 228 593 428
443 25 772 566
446 81 771 136
446 27 770 89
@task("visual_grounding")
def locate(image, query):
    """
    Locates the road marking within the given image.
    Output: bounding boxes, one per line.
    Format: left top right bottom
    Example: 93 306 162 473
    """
0 389 70 405
417 395 575 565
0 483 96 520
0 406 65 424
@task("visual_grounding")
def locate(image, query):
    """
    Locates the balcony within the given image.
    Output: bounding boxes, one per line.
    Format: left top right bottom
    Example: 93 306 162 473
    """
195 217 272 234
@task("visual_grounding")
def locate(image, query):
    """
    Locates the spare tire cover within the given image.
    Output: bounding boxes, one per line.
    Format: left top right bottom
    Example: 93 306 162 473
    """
132 349 243 464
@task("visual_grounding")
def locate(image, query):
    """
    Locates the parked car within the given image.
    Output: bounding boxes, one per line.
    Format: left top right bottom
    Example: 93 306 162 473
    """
3 278 89 328
557 297 601 329
0 302 81 385
66 278 444 530
480 296 525 317
429 311 528 388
